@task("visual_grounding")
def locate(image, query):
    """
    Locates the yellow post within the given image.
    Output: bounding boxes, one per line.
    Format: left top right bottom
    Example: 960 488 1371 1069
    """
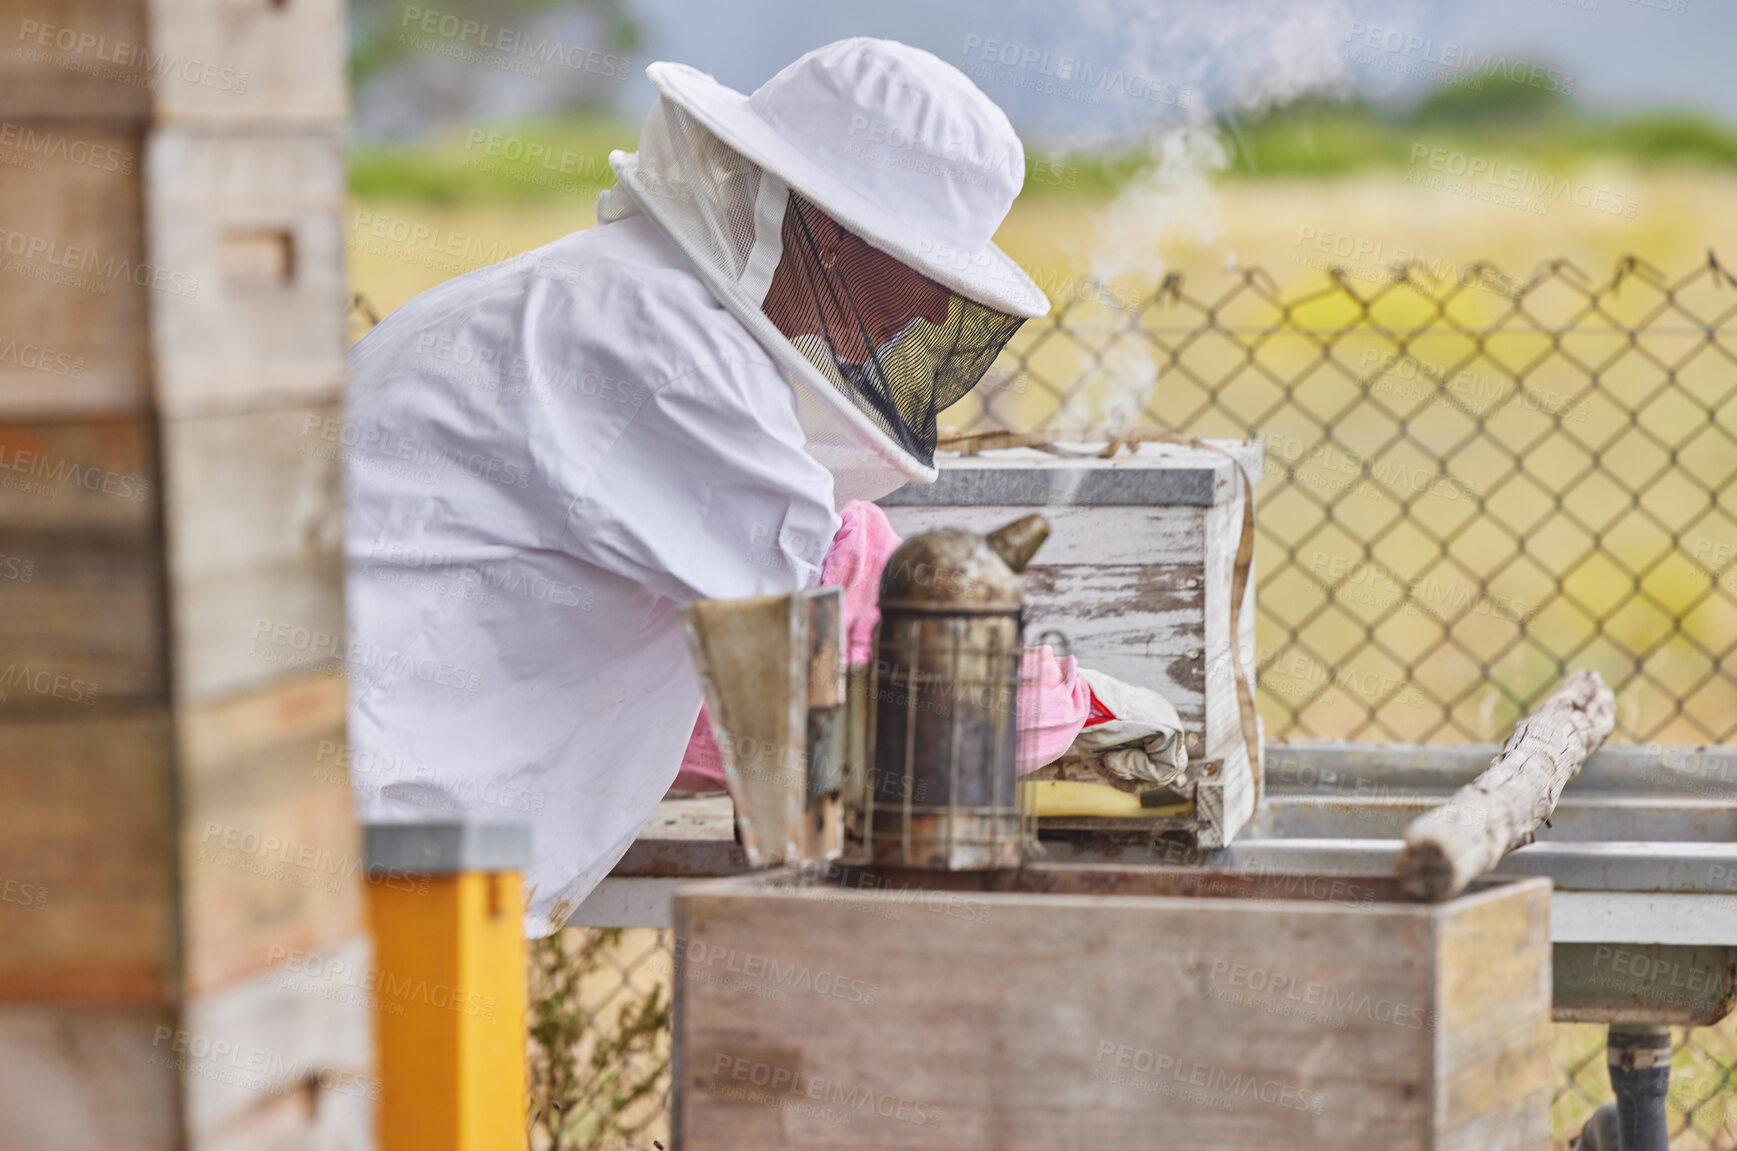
365 823 531 1151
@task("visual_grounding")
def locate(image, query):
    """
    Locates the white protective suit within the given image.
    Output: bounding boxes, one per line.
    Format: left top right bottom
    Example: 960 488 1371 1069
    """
346 39 1048 935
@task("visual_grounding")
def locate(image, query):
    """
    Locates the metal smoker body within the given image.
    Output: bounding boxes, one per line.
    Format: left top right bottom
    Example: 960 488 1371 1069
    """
865 515 1048 869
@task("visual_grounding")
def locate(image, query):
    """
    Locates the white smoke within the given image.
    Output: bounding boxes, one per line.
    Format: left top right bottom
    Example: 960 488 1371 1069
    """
1006 0 1406 427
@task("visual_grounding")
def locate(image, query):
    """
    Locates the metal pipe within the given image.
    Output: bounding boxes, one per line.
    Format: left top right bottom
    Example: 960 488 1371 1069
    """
1607 1024 1672 1151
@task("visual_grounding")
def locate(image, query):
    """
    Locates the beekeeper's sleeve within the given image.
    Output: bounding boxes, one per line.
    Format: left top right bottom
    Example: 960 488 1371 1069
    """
561 355 842 604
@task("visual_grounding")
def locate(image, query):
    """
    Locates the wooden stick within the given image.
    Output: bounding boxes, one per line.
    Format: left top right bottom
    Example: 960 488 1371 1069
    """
1396 670 1616 901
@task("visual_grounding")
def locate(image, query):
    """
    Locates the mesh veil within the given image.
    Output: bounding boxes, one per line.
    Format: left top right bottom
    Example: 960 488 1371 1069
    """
600 97 1025 472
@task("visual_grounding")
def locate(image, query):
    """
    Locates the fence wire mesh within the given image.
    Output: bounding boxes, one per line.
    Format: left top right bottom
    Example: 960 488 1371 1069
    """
954 253 1737 747
512 254 1736 1149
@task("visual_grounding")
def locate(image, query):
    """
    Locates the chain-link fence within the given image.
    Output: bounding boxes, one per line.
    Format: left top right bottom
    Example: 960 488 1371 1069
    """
478 253 1737 1148
1554 1025 1737 1149
957 253 1737 747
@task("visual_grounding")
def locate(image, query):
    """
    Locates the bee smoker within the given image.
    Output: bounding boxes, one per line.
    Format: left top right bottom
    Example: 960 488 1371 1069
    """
863 514 1049 869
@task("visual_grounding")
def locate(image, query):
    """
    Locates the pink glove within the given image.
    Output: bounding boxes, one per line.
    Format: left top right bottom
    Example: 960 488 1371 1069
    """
669 502 1092 791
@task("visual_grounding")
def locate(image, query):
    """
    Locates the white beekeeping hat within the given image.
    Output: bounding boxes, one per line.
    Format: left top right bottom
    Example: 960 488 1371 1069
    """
600 37 1049 490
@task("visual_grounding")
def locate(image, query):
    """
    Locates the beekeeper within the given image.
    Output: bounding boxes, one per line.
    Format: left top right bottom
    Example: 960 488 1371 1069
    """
345 38 1184 936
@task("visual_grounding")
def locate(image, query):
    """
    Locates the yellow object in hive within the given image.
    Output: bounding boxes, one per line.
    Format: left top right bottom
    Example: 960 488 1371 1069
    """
1022 779 1193 819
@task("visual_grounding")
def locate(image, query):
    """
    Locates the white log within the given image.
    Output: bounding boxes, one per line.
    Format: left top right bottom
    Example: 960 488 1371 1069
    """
1397 670 1616 901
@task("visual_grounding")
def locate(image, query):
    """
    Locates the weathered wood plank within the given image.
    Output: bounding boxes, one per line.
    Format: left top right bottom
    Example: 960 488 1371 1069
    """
0 1005 179 1151
1433 884 1554 1150
150 0 347 125
177 675 360 996
161 402 344 703
0 525 163 709
0 417 156 530
0 4 152 121
180 934 374 1144
147 130 347 414
880 504 1206 565
0 710 175 1004
885 440 1267 507
0 122 149 414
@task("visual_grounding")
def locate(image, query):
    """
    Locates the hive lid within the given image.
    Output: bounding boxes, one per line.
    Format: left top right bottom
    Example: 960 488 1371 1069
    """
879 439 1264 508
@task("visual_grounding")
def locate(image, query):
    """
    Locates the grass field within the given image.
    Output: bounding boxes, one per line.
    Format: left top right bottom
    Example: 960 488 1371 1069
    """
349 165 1737 327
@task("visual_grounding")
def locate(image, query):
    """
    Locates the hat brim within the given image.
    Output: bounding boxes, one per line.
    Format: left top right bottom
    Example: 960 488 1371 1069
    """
647 62 1051 320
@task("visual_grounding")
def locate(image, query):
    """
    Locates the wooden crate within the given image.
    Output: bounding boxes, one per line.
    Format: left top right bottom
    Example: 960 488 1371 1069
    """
161 402 344 703
0 121 149 415
0 711 175 1004
146 129 347 415
674 867 1553 1151
880 440 1264 846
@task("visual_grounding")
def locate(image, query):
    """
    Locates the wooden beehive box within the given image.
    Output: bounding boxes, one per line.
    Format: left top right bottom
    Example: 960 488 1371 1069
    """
672 867 1553 1151
0 1 362 1148
879 440 1264 847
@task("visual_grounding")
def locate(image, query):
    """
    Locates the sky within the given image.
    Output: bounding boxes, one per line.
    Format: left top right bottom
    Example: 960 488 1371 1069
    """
614 0 1737 144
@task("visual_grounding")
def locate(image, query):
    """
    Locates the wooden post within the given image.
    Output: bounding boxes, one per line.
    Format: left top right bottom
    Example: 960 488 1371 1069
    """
1396 669 1616 901
365 822 532 1151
